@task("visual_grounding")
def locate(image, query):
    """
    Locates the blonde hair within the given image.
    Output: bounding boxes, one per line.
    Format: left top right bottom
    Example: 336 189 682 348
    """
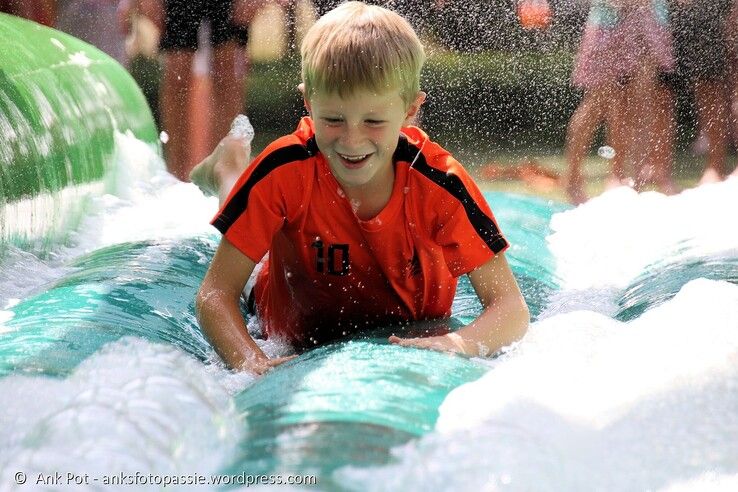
300 1 425 107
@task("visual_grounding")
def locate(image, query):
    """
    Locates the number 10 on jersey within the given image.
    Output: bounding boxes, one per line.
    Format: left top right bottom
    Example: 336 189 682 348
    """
311 240 350 275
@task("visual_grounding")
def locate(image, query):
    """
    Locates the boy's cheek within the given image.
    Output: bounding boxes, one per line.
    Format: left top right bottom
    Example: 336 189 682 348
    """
314 129 337 145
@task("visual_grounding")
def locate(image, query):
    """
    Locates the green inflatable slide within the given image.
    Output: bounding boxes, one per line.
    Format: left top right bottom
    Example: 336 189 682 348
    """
0 13 158 253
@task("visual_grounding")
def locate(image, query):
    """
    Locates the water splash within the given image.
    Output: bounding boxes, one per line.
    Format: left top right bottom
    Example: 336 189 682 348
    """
0 338 242 483
597 145 616 159
229 114 255 144
339 279 738 491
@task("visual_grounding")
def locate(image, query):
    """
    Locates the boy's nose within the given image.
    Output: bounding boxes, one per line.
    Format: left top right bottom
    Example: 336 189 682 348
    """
339 125 365 148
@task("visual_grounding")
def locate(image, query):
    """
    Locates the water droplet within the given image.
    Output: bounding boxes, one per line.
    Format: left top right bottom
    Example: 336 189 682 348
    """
597 146 616 160
229 114 254 143
403 186 410 194
159 131 169 144
337 188 345 197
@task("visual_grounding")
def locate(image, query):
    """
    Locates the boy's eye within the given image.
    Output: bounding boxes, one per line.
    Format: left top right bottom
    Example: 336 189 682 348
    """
323 117 343 125
365 120 385 126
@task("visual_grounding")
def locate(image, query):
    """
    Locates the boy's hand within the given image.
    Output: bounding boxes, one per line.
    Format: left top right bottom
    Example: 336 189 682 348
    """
388 333 468 355
247 354 298 375
389 254 529 359
197 238 296 376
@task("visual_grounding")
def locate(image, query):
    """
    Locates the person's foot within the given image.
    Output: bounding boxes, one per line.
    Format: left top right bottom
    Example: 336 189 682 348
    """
698 167 723 186
655 178 680 196
604 174 632 190
189 136 251 197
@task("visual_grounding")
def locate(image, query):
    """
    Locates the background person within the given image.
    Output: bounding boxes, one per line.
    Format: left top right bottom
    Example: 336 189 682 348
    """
670 0 734 185
565 0 676 204
120 0 280 181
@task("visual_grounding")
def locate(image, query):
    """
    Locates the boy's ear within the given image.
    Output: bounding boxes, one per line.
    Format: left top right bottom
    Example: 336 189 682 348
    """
404 91 427 125
298 83 312 113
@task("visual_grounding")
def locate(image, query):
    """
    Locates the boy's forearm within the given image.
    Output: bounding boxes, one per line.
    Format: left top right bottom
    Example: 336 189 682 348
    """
195 288 268 371
452 294 530 356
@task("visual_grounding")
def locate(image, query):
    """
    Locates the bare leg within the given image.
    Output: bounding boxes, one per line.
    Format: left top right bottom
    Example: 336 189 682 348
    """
190 41 249 203
695 77 730 184
652 82 679 194
627 63 659 190
604 81 630 189
190 135 251 205
732 75 738 178
731 70 738 177
565 88 607 204
160 50 195 180
728 1 738 177
211 41 246 150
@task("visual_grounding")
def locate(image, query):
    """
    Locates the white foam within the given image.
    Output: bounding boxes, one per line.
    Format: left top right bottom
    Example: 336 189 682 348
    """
661 472 738 492
337 279 738 490
0 245 74 310
0 337 243 487
0 131 219 307
87 130 217 246
549 180 738 291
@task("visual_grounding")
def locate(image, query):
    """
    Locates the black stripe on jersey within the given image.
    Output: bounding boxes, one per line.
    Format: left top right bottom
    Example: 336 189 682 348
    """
395 135 508 254
213 136 318 234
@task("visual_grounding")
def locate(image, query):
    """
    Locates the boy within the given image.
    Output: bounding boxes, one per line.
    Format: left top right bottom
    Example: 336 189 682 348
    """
193 1 529 375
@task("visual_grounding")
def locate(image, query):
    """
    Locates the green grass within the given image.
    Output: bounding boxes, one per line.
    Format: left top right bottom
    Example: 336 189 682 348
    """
240 54 731 205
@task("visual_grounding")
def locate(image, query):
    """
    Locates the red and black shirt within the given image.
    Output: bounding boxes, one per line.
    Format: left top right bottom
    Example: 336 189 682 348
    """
212 118 508 348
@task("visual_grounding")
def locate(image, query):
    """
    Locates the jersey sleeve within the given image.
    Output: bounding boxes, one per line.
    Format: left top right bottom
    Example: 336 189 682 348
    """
210 135 311 262
432 158 509 277
210 165 286 263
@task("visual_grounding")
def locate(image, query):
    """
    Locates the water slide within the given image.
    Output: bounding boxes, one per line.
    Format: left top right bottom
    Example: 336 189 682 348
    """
2 13 738 491
0 12 158 252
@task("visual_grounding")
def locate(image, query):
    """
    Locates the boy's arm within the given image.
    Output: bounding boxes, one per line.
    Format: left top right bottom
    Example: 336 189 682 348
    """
389 253 529 356
196 237 295 374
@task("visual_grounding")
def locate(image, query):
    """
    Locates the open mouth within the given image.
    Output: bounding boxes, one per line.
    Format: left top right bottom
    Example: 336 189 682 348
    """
337 153 372 169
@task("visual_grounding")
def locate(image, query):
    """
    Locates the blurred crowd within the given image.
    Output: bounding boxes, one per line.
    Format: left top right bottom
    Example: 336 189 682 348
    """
565 0 738 203
1 0 737 202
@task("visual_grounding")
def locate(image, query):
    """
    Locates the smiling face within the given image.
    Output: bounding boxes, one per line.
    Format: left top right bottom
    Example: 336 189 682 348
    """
306 88 425 192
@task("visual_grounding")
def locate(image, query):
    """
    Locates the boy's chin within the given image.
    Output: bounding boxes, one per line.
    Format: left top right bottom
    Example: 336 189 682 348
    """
329 163 373 186
334 173 373 189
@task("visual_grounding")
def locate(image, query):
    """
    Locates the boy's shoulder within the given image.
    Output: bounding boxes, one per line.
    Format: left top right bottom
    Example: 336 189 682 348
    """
398 125 464 173
398 126 492 224
243 118 319 184
398 126 476 191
